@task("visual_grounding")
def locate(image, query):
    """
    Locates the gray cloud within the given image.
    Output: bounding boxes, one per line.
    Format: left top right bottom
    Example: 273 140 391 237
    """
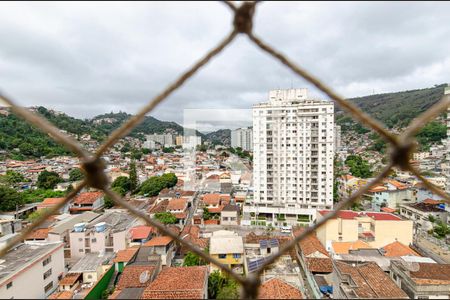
0 1 449 127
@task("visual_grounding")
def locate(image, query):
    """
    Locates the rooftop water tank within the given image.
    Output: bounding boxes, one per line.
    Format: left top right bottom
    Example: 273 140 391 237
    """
73 223 86 232
95 222 106 233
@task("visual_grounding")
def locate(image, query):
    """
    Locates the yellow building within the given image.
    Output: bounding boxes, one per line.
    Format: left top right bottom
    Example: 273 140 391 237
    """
316 210 413 250
209 230 244 273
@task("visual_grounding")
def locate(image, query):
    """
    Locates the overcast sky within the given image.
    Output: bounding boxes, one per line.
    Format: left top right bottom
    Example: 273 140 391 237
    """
0 1 449 131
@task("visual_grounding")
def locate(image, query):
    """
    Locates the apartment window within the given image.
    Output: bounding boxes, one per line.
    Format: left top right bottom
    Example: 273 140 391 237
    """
233 253 241 259
218 254 227 259
6 282 12 289
79 249 84 253
43 269 52 280
44 282 53 293
91 238 97 243
42 256 51 267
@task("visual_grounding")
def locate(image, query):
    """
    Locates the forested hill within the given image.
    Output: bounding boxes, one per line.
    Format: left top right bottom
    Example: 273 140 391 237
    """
336 84 447 129
0 107 202 159
204 129 231 146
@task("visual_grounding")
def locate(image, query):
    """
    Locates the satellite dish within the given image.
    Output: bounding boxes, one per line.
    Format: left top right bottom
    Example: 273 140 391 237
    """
139 270 150 284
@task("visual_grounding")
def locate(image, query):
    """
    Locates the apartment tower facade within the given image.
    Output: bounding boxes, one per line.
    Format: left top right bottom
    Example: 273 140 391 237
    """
231 127 253 151
246 88 334 226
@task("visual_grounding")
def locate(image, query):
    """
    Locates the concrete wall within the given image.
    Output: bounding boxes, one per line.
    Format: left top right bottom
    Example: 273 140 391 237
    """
371 220 413 248
0 244 65 299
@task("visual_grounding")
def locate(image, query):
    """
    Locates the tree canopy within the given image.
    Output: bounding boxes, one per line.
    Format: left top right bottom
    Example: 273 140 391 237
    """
345 155 372 178
37 170 63 190
69 168 85 181
154 212 177 224
0 185 24 211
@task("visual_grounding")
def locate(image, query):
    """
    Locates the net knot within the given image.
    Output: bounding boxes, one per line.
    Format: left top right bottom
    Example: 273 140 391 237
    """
390 138 417 171
82 156 109 189
233 2 255 34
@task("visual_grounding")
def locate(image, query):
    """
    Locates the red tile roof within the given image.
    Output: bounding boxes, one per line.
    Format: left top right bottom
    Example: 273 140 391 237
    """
130 226 155 240
73 191 104 205
294 228 332 273
144 236 173 247
410 263 450 285
114 247 139 263
382 241 420 257
26 228 50 240
39 197 66 207
117 265 157 289
59 273 82 286
202 194 220 205
258 278 303 299
423 199 443 205
335 261 408 298
381 207 396 213
318 210 402 221
332 240 372 255
141 266 207 299
204 219 220 225
167 198 187 211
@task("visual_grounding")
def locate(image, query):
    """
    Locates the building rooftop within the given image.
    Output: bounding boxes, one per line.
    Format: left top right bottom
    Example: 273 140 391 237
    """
382 241 420 257
406 202 445 213
144 236 173 247
318 210 402 221
73 191 104 205
129 226 155 240
332 240 372 255
116 265 157 289
49 212 100 235
335 261 408 298
113 247 140 263
409 263 450 285
84 211 138 233
141 266 207 299
69 252 114 273
166 198 187 211
0 242 63 284
258 278 303 299
210 231 243 255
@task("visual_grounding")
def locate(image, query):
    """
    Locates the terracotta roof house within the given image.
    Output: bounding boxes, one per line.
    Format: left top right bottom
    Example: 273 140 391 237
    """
166 198 188 225
116 265 158 290
69 191 104 214
143 237 176 266
333 261 408 299
382 241 420 257
258 278 303 299
390 261 450 298
294 228 332 274
25 228 50 241
129 226 156 244
179 225 209 255
141 266 208 299
113 246 140 272
58 272 82 293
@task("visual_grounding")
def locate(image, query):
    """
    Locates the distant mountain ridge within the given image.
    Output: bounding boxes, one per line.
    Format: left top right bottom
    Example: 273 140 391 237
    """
336 84 447 128
0 83 448 159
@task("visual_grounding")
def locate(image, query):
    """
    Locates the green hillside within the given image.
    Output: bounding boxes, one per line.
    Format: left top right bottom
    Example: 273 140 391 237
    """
336 84 447 128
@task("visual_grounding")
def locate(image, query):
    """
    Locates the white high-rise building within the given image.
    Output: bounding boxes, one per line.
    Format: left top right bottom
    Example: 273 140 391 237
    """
231 127 253 151
245 88 334 226
334 125 341 152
